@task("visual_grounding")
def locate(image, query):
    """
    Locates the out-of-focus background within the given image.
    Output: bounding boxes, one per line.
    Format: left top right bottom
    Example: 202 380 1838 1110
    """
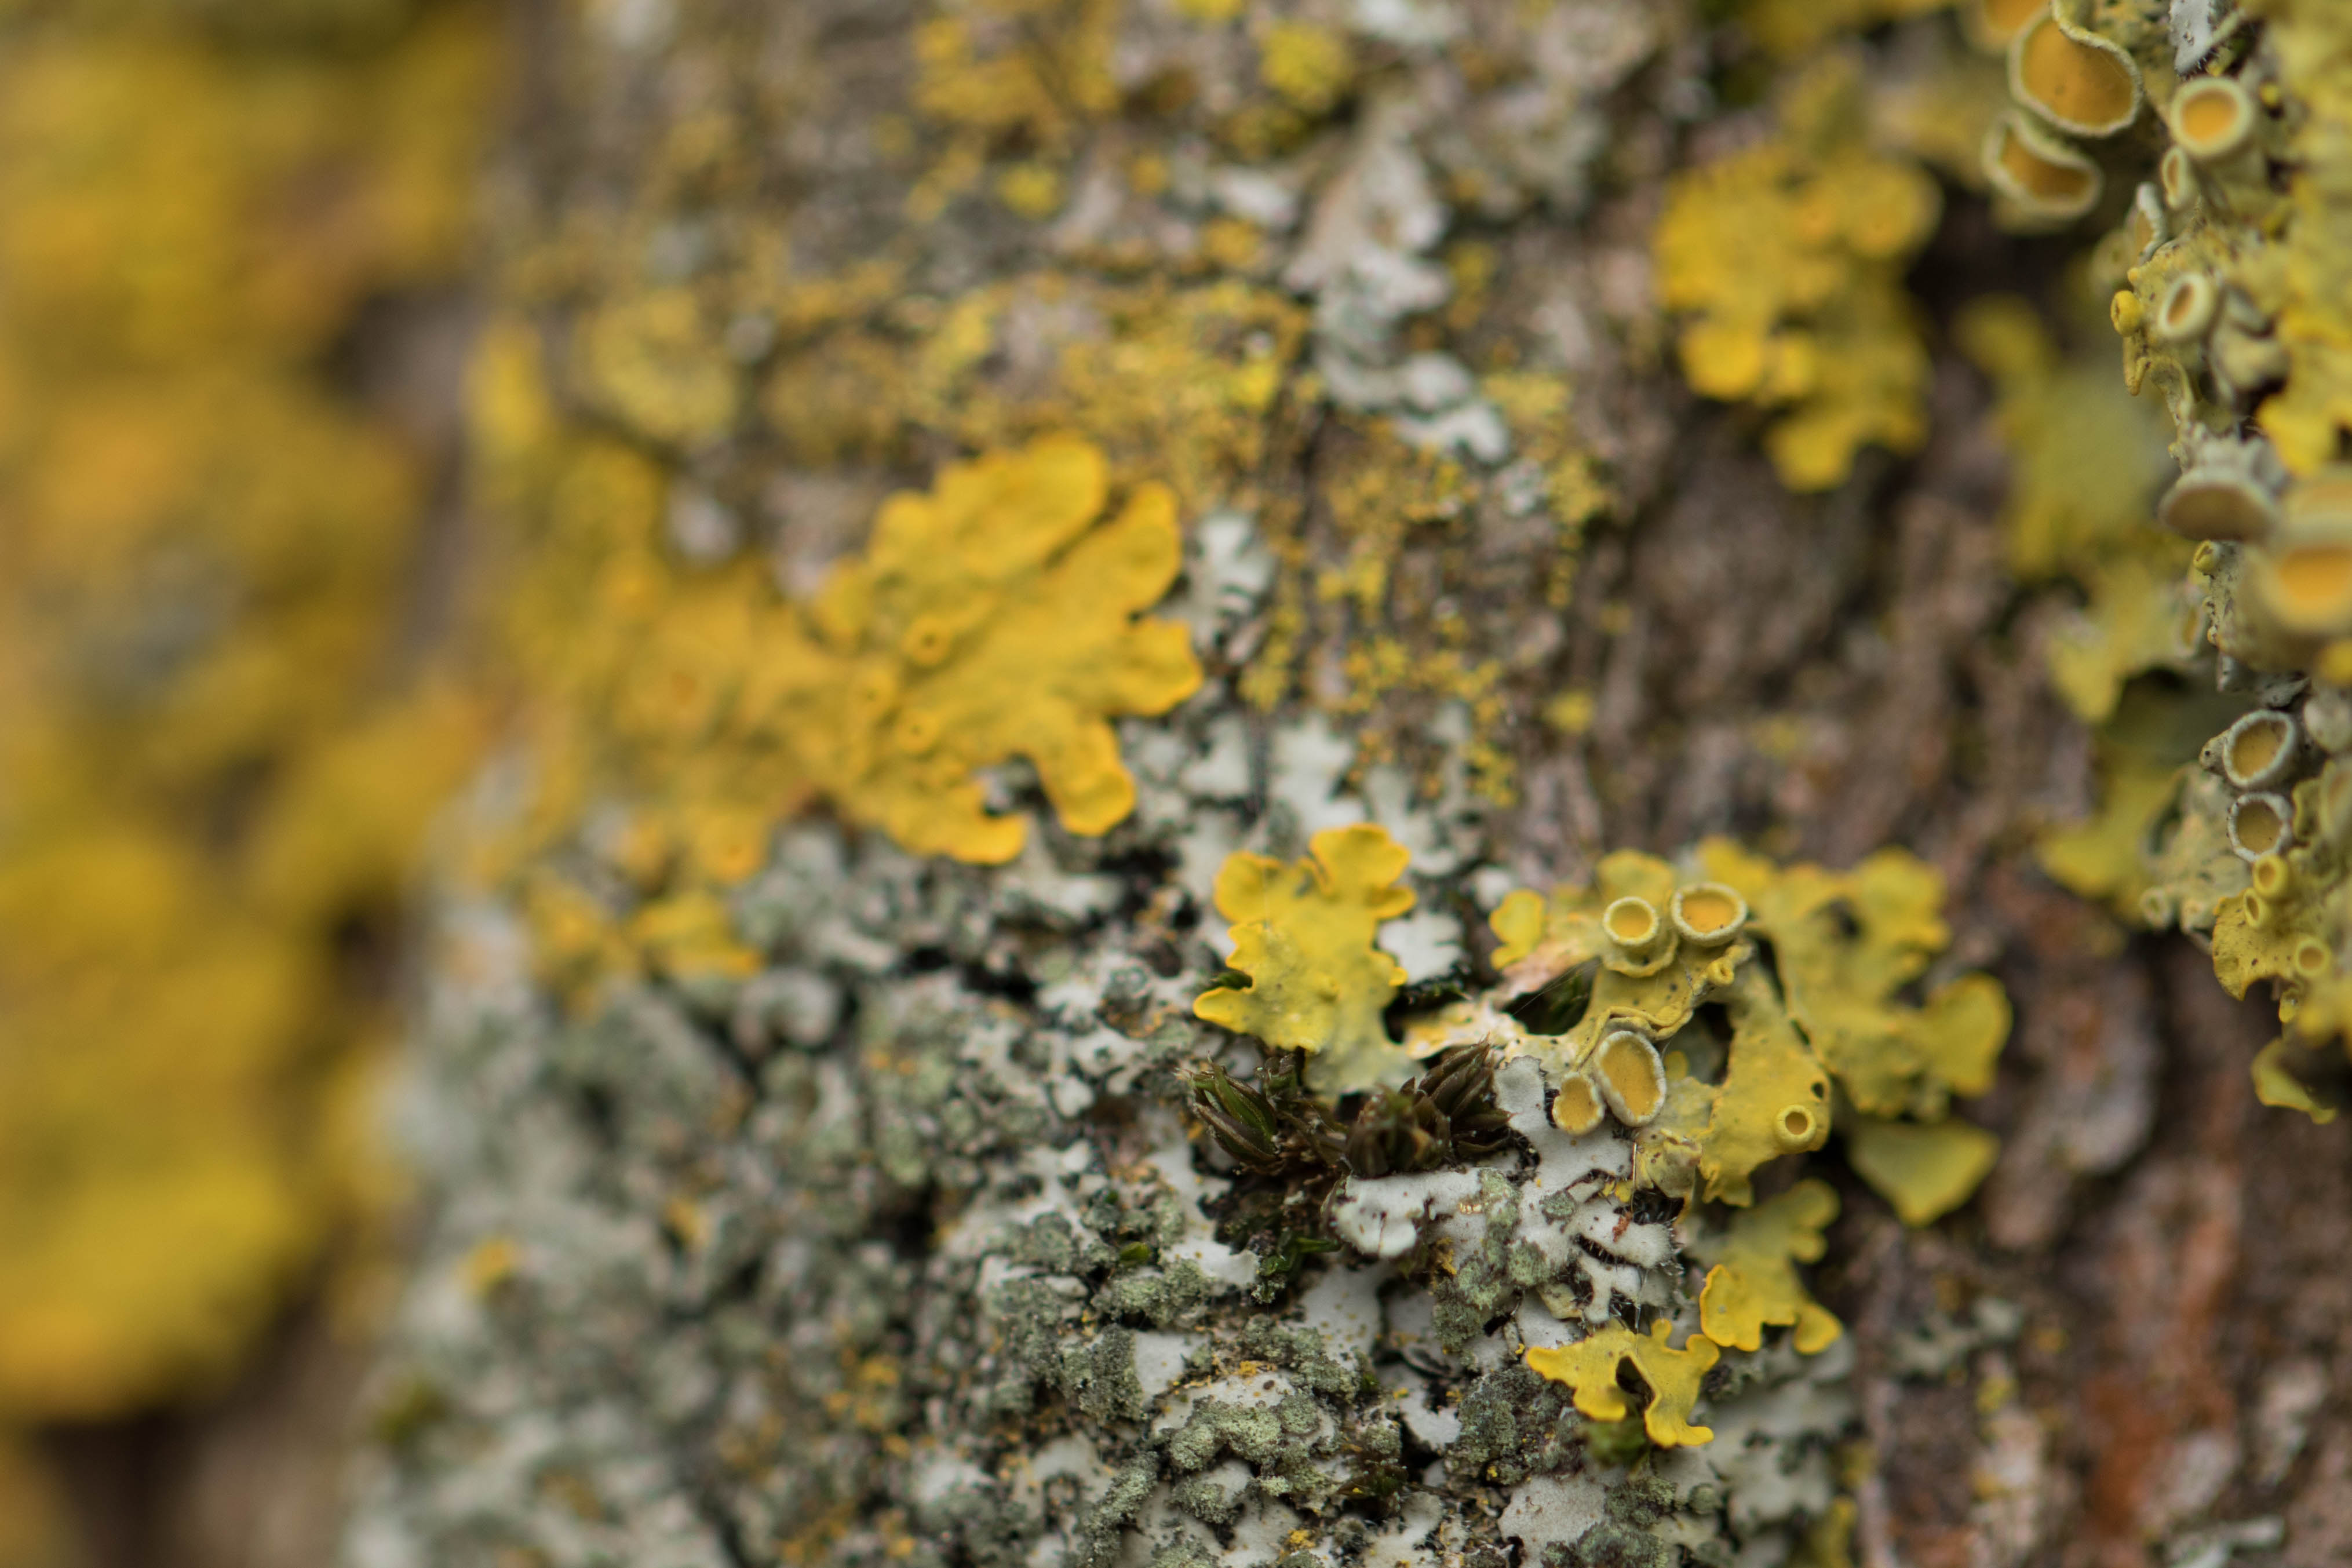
0 0 497 1559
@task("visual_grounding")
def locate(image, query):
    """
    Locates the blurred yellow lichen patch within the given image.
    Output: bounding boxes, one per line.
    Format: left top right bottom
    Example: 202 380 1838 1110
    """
909 0 1117 218
1841 1115 2001 1227
1653 57 1940 491
1195 825 1417 1096
1487 887 1549 968
2254 5 2352 476
1956 296 2187 724
577 289 742 448
1525 1321 1721 1448
913 0 1117 151
1256 20 1354 116
2036 683 2249 930
1956 299 2168 585
0 13 487 367
486 415 1199 910
2037 745 2190 916
1695 1179 1843 1354
0 0 496 1440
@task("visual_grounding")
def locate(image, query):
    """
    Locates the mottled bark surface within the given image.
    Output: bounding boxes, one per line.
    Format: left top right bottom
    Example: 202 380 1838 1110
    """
1507 254 2352 1568
62 3 2352 1567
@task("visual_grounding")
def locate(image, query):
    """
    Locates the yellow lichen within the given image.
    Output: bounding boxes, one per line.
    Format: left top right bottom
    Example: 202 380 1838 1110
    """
1956 296 2190 724
2249 5 2352 476
1256 21 1354 116
1841 1115 2001 1227
1525 1321 1722 1448
1593 1030 1669 1125
1478 856 1817 1205
1653 57 1940 491
1486 841 2006 1221
1195 825 1418 1095
1299 424 1530 803
754 276 1304 515
1700 842 2010 1124
1796 1497 1860 1568
1696 1179 1844 1354
629 890 764 986
1682 969 1839 1206
911 0 1117 155
462 1236 522 1297
576 290 741 448
476 191 1309 1002
0 0 494 1431
487 418 1200 909
2038 685 2248 929
996 161 1067 218
904 0 1115 222
2249 1034 2341 1125
801 436 1205 862
2008 12 2141 138
2061 4 2352 1108
1489 887 1550 968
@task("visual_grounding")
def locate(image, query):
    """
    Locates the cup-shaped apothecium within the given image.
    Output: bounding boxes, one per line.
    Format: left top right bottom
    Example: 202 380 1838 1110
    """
1669 883 1748 947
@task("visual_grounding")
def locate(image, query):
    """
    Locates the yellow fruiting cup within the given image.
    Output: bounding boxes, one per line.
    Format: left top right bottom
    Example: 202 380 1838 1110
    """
1669 883 1748 946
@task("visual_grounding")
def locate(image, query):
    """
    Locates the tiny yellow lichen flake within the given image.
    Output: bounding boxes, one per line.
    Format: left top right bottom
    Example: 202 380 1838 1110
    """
2248 1033 2342 1126
1697 1179 1843 1354
1195 825 1417 1095
805 435 1203 863
1525 1321 1720 1447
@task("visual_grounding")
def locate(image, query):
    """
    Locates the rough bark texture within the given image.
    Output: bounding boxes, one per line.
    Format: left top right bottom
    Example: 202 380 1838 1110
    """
96 3 2332 1568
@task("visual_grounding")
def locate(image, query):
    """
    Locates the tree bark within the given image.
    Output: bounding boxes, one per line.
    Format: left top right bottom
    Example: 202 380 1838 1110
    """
332 5 2352 1568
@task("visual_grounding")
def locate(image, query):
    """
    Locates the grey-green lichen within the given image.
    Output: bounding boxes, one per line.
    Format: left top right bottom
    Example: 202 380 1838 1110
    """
337 2 1916 1566
344 484 1898 1568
